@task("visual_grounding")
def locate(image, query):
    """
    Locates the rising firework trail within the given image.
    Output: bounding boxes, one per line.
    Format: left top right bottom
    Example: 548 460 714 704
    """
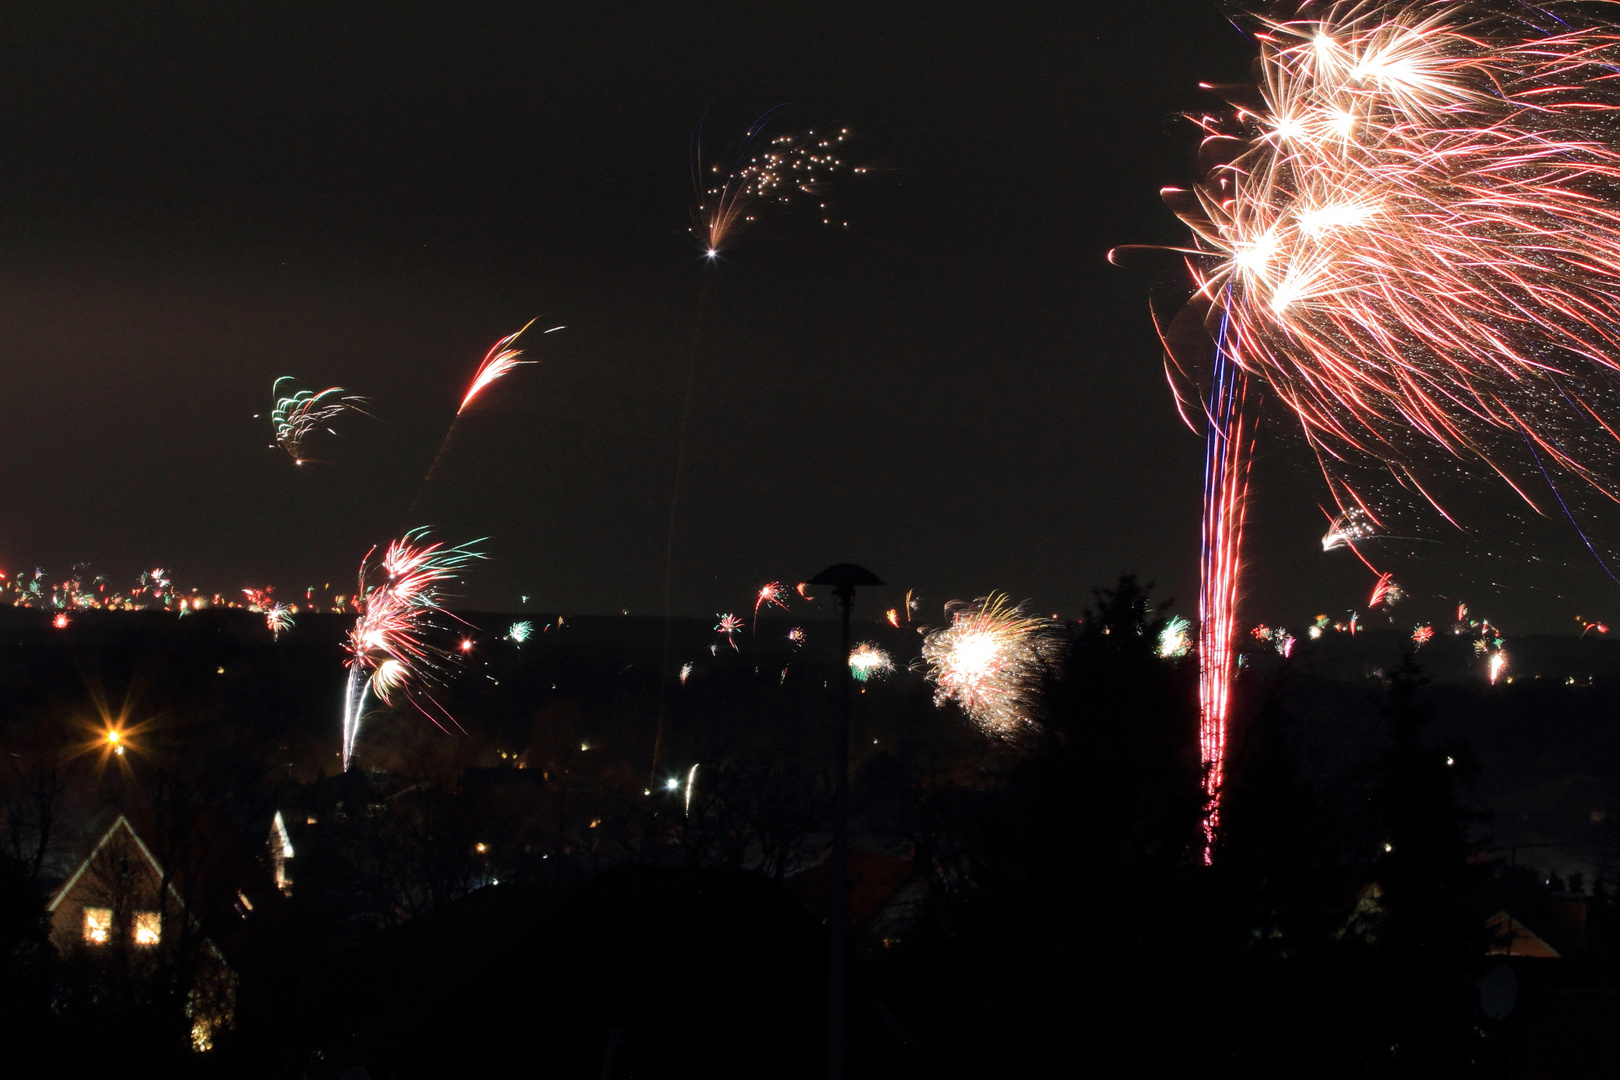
416 321 558 497
1125 0 1620 853
652 111 864 784
340 529 485 770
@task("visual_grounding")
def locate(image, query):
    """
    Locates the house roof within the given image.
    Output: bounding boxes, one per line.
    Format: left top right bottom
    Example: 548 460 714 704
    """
46 813 174 913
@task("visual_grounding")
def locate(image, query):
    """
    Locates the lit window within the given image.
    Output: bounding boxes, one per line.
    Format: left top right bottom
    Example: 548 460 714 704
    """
84 907 112 944
134 911 161 945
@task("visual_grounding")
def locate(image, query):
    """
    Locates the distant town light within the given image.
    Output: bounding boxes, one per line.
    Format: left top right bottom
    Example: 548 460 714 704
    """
665 778 680 791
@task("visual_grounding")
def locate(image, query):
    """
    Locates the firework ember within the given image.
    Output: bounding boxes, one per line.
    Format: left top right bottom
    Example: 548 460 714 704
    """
920 593 1067 737
340 529 486 770
693 115 860 256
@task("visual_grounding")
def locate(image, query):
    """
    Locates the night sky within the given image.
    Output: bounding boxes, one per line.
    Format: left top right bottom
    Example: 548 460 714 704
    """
0 1 1605 631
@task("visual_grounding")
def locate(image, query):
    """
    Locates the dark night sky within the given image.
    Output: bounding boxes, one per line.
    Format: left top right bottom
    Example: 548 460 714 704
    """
0 1 1606 631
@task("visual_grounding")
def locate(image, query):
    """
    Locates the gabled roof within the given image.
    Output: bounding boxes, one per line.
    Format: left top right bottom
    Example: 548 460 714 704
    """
46 813 176 913
1486 910 1561 958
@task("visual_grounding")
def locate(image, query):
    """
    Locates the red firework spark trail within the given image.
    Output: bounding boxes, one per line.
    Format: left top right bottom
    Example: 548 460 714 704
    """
1199 309 1254 860
1136 2 1620 859
1164 4 1620 530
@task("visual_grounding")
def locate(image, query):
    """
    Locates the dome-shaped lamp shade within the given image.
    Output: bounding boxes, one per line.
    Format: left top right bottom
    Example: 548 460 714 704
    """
808 564 884 589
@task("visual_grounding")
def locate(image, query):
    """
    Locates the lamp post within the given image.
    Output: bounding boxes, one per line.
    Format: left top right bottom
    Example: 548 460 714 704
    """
807 562 883 1080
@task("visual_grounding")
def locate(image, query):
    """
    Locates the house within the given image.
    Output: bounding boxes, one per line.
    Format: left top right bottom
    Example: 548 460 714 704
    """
46 812 238 1051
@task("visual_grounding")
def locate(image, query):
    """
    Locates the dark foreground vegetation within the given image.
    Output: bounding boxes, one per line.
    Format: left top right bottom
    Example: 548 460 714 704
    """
1 581 1617 1077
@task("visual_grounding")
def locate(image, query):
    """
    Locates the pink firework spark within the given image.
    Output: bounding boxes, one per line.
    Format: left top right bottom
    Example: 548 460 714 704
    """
715 613 743 650
752 582 790 632
340 529 485 769
459 320 538 414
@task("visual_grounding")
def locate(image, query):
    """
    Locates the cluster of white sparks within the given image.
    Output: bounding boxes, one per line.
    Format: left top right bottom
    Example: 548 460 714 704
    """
847 641 895 683
694 121 861 255
919 593 1068 737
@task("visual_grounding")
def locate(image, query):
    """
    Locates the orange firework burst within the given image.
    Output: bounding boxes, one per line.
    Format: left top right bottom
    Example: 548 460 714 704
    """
919 593 1068 737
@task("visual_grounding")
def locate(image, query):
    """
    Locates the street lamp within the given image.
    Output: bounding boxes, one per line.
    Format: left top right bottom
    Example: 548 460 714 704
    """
807 562 883 1080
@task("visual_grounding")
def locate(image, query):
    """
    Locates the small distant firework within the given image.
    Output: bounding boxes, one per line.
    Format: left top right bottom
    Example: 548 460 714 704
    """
920 593 1068 737
340 529 486 770
1489 651 1508 685
242 587 274 611
884 608 901 628
459 321 538 414
51 613 69 630
848 642 895 683
1321 508 1378 552
684 763 699 816
506 621 533 645
270 378 368 465
1251 624 1296 658
715 613 743 651
1412 623 1434 647
753 582 790 632
786 626 806 647
679 662 694 684
1369 573 1403 609
1579 616 1610 637
795 583 812 600
1158 615 1193 659
266 603 294 640
693 115 860 256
